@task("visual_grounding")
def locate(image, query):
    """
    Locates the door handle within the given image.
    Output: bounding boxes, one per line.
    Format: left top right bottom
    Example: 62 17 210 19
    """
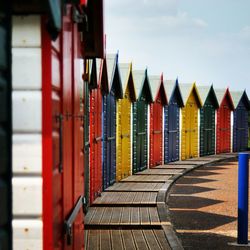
56 114 63 173
121 134 130 138
153 130 161 134
137 132 146 135
94 136 102 143
107 136 115 141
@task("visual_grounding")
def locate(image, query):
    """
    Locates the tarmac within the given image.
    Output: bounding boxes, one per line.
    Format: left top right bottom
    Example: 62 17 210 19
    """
168 159 250 250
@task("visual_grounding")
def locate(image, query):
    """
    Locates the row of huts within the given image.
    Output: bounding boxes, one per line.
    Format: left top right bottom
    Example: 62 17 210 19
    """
2 1 250 248
85 53 250 208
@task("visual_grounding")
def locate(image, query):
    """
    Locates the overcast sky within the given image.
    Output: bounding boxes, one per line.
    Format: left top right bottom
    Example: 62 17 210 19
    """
105 0 250 95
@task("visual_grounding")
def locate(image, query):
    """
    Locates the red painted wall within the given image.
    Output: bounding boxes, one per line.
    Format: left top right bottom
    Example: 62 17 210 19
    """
150 94 163 168
216 94 232 154
42 5 84 249
89 85 102 204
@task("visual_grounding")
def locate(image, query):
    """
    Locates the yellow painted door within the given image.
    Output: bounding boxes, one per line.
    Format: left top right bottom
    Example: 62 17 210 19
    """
181 94 198 160
116 89 131 181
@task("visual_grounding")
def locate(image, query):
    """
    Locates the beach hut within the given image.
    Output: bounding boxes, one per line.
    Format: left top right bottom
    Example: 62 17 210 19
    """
231 91 250 152
132 70 153 173
198 85 219 156
84 59 97 207
10 1 104 248
149 75 168 168
164 79 184 163
102 54 122 189
116 63 136 181
215 88 234 154
89 58 109 204
179 83 202 160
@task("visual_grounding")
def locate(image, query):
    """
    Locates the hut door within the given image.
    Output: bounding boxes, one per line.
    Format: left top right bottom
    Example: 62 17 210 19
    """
169 103 178 161
204 105 213 155
236 106 247 151
103 91 116 189
133 98 147 173
90 87 102 202
222 105 230 152
84 79 90 206
120 94 131 179
151 101 162 167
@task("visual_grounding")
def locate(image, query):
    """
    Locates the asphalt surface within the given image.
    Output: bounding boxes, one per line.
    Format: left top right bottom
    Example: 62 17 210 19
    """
168 159 250 250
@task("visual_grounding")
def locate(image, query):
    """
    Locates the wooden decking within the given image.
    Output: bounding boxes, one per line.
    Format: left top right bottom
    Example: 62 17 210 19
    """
85 153 238 250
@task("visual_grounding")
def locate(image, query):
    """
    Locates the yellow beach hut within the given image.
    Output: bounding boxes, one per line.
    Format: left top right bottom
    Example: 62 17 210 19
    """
116 63 136 181
179 83 202 160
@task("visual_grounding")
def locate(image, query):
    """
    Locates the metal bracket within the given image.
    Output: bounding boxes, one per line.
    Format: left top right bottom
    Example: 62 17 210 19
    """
72 6 88 31
64 195 84 245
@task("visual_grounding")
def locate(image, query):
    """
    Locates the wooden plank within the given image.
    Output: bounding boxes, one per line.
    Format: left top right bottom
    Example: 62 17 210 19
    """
87 230 100 249
121 175 171 182
85 207 97 224
106 182 163 192
140 207 150 225
110 207 123 225
87 207 105 225
120 207 131 225
155 165 194 169
153 230 171 250
148 207 160 225
130 207 140 225
135 169 183 175
132 230 149 250
100 207 113 224
168 161 198 165
141 192 152 204
121 230 137 250
111 230 124 250
100 230 111 249
143 230 161 250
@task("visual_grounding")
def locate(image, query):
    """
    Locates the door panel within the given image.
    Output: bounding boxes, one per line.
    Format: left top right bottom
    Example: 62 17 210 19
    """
234 105 248 152
181 94 198 160
133 97 148 173
90 86 102 203
117 91 131 181
150 101 162 167
102 91 116 189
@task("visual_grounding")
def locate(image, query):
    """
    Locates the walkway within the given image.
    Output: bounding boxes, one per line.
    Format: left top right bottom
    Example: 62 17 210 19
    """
85 153 238 250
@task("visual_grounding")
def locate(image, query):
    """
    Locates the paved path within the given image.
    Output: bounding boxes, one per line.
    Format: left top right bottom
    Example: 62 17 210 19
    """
168 157 250 250
85 153 238 250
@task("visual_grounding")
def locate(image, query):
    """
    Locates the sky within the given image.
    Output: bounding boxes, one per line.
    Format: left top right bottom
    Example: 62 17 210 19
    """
105 0 250 95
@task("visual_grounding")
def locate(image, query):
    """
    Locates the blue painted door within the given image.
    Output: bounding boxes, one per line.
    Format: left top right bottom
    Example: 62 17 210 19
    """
102 91 116 189
233 103 248 152
164 99 179 163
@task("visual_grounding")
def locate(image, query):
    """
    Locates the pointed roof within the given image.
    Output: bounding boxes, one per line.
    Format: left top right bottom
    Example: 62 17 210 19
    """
214 88 234 110
148 75 167 105
230 90 250 110
197 85 219 109
88 58 97 89
179 82 202 107
164 78 184 107
132 69 153 102
118 62 136 101
96 57 108 94
106 53 122 97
